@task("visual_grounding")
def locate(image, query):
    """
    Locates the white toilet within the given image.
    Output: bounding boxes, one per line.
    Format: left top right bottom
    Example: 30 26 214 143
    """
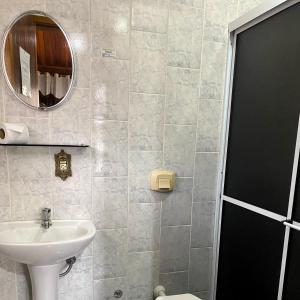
154 285 201 300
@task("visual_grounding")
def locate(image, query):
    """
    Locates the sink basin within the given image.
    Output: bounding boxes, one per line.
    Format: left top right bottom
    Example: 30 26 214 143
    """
0 220 96 300
0 220 96 265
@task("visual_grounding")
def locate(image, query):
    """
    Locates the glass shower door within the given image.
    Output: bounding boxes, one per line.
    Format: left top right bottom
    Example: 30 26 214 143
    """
215 2 300 300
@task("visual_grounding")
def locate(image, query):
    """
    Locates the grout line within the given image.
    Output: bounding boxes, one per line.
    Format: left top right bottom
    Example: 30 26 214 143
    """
94 276 127 283
161 224 192 228
126 0 133 294
93 175 129 179
87 0 95 296
2 84 18 296
196 151 219 154
190 246 213 250
166 65 201 71
131 27 168 35
164 123 197 127
158 0 170 286
92 119 129 123
95 227 129 232
160 270 189 275
187 0 207 292
130 91 167 96
127 150 163 156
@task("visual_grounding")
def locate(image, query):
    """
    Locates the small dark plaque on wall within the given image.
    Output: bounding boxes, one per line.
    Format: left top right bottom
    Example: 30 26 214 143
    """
55 150 72 181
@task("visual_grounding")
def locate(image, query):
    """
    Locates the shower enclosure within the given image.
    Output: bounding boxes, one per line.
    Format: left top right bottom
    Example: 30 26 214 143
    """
213 1 300 299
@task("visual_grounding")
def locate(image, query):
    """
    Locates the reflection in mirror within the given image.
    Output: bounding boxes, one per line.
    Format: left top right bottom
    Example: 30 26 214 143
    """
3 12 74 110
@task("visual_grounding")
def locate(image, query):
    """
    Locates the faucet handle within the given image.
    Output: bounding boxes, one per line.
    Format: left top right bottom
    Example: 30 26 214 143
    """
42 207 51 217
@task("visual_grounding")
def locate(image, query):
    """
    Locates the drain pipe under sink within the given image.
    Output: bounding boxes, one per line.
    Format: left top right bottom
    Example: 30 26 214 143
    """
59 257 76 278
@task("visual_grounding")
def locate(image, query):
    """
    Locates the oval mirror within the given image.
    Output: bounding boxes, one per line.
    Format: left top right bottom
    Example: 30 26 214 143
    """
2 11 75 110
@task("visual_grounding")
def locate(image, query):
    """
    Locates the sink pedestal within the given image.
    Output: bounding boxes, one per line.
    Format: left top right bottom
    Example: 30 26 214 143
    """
28 264 61 300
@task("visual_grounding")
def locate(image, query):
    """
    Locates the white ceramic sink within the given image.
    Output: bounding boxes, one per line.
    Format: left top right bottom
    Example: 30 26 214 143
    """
0 220 96 265
0 220 96 300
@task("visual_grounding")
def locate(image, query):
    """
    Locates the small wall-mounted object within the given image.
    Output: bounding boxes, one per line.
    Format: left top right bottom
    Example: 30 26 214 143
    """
150 170 175 192
102 48 116 58
55 149 72 181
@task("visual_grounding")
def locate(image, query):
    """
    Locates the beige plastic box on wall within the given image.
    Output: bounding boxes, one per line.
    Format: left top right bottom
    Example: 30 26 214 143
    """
150 170 175 192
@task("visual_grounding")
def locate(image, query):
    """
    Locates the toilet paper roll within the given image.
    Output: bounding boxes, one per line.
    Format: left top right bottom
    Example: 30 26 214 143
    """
0 123 29 144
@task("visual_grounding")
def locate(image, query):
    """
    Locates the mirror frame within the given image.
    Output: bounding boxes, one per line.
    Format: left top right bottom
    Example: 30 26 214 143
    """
1 10 76 111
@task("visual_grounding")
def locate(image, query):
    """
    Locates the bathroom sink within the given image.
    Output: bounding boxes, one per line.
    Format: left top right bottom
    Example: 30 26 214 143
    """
0 220 96 265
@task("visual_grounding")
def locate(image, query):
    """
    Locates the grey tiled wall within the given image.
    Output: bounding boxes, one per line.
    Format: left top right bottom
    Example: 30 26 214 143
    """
0 0 266 299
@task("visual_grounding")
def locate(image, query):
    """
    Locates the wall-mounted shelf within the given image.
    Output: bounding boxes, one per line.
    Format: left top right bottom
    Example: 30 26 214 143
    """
0 144 89 147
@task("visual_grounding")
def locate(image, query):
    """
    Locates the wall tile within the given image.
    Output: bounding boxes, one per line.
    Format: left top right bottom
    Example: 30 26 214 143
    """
194 153 219 203
0 208 10 222
238 0 265 16
50 88 90 145
0 0 44 32
127 251 160 300
10 179 52 220
129 151 163 177
58 257 93 300
52 148 91 220
131 30 167 94
5 116 49 144
93 120 128 177
94 277 127 300
129 176 164 203
166 67 199 125
93 177 128 229
92 31 130 61
160 271 189 295
0 148 8 184
129 93 164 151
0 87 4 122
46 1 91 59
16 263 31 300
193 291 210 300
197 100 222 152
193 0 205 8
0 184 10 221
69 32 91 57
91 0 130 31
76 55 91 89
164 125 196 177
0 255 17 300
94 229 127 279
161 178 193 226
189 247 212 292
204 0 238 43
91 0 130 60
129 151 163 203
200 41 227 100
169 0 194 6
160 226 190 272
3 84 47 119
191 202 215 247
168 5 203 68
7 147 50 181
91 58 129 121
128 203 161 252
46 0 90 36
132 0 169 33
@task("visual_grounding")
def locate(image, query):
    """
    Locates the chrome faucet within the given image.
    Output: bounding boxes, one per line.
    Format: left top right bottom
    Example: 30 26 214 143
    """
41 208 52 229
